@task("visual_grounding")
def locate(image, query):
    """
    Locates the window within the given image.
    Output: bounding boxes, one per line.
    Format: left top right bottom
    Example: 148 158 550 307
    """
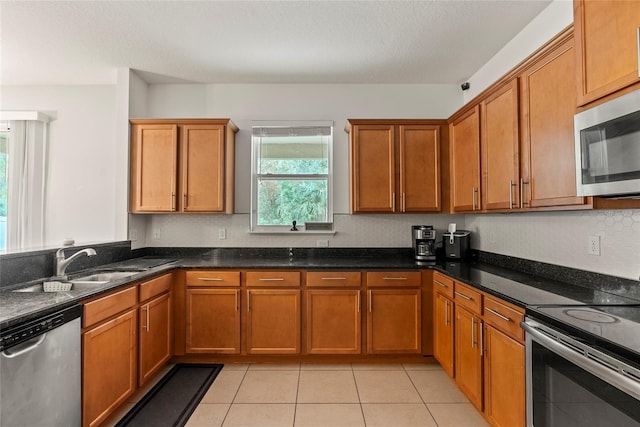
0 123 8 251
251 121 333 231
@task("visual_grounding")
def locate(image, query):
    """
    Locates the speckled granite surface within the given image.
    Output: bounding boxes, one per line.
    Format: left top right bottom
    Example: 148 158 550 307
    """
2 246 639 332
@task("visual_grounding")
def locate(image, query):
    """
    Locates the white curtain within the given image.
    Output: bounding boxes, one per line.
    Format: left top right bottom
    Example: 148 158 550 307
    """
7 120 47 250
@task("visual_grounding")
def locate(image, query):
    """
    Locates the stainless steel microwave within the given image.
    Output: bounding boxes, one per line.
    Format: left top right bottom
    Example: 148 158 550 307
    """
574 89 640 197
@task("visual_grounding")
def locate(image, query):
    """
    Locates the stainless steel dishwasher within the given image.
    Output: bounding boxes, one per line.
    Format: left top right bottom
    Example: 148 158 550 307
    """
0 305 82 427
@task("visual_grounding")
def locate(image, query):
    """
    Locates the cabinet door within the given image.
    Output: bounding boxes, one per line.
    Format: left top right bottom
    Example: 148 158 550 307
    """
82 309 137 427
520 37 588 209
139 292 172 386
433 292 454 377
247 289 300 354
399 125 441 212
454 305 483 411
482 80 520 211
575 0 640 105
186 288 240 354
130 124 178 212
450 106 481 212
350 125 396 212
484 325 525 427
306 290 361 354
181 125 225 212
367 289 421 354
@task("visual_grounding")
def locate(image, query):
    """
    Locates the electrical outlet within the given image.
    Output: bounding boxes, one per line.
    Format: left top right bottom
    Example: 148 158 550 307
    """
153 229 161 240
316 239 329 247
588 235 601 256
218 228 227 240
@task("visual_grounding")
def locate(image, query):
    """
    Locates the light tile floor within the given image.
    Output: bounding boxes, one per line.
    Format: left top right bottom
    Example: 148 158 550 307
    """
107 363 489 427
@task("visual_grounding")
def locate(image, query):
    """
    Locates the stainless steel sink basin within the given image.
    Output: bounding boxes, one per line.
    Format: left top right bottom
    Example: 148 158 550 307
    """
12 271 140 293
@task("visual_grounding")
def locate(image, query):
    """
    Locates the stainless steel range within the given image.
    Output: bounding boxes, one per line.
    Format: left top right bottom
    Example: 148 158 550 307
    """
523 305 640 427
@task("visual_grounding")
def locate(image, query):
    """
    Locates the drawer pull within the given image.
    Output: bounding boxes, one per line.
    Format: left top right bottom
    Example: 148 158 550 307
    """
486 307 511 322
321 277 347 281
142 304 150 332
259 278 285 281
434 280 448 288
454 291 473 301
198 277 223 281
383 277 408 281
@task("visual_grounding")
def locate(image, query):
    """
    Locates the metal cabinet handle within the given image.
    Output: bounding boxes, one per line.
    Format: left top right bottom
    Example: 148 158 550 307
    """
259 278 285 281
471 316 476 348
392 192 396 212
321 277 347 281
183 193 187 208
402 192 406 212
235 290 239 312
485 307 511 322
479 320 484 356
444 299 449 326
357 290 361 313
472 187 476 210
170 192 175 211
509 180 518 209
142 304 150 332
383 277 408 281
454 291 473 301
434 280 448 288
368 290 372 313
198 277 223 281
247 290 250 312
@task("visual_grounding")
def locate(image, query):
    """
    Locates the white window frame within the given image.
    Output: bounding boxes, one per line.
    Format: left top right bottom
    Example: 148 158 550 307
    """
250 120 333 233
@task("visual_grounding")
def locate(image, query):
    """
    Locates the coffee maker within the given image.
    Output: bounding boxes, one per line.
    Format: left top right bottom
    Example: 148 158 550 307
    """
412 225 436 261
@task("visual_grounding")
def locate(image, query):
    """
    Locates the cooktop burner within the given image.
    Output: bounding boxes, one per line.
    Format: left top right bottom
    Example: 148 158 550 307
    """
563 308 620 324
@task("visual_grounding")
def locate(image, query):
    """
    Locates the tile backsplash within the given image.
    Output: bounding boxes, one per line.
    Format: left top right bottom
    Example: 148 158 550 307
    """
466 210 640 281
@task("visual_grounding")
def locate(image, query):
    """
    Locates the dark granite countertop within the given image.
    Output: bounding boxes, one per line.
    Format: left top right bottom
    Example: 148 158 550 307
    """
2 249 638 331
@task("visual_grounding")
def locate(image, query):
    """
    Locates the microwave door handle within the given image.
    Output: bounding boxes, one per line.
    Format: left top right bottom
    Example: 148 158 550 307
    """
522 322 640 401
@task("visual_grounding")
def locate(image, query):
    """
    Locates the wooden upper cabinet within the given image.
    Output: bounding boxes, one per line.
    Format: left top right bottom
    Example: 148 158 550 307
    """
130 124 178 212
449 106 481 212
520 34 588 209
482 79 520 211
399 125 440 212
347 120 443 213
180 125 225 212
349 124 396 212
130 119 237 214
575 0 640 105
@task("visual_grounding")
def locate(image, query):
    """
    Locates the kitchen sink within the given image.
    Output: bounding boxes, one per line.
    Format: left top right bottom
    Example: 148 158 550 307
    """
12 271 141 293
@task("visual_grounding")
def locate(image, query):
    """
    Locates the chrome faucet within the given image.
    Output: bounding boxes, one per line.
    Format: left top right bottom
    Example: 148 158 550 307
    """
54 247 97 279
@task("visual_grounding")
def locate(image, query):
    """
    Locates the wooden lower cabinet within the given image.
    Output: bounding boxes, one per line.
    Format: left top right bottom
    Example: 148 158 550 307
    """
306 289 361 354
186 288 240 354
455 305 483 411
433 291 454 377
247 289 301 354
367 289 421 354
82 309 137 427
484 325 526 427
139 292 172 386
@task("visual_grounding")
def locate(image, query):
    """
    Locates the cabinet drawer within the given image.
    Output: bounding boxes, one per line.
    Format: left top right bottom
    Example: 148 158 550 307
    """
306 272 362 287
483 296 525 342
366 271 421 287
139 273 172 302
453 282 482 315
246 271 301 287
433 272 454 298
186 270 240 287
84 286 137 328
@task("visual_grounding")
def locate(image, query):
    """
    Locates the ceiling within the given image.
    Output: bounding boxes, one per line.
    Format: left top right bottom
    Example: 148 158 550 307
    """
1 1 552 86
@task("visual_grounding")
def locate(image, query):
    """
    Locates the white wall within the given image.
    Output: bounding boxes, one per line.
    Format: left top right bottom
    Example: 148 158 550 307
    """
135 83 462 249
461 0 640 281
2 85 120 248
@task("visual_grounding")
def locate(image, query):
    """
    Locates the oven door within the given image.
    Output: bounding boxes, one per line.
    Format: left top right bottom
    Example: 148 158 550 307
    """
522 319 640 427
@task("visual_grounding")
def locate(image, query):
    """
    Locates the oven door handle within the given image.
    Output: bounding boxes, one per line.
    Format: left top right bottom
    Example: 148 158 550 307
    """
522 321 640 401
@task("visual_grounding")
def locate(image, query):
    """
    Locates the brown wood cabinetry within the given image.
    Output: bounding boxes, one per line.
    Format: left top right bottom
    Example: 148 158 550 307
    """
366 272 421 354
82 287 138 427
138 274 172 386
520 34 588 209
481 79 520 211
185 270 241 354
433 272 455 377
454 292 483 411
306 289 361 354
246 289 301 354
129 119 237 213
574 0 640 106
449 106 482 212
346 120 442 213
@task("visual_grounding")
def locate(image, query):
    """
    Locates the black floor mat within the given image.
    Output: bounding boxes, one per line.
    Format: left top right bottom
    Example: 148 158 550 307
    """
115 363 223 427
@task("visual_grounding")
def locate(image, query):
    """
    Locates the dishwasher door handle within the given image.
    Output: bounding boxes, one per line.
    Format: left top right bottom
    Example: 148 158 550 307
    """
1 334 47 359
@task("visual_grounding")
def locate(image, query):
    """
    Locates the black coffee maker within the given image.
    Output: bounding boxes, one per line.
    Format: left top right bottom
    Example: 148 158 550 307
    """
412 225 436 261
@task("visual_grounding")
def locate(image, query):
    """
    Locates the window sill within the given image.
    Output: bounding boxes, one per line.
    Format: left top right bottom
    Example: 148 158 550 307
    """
247 230 336 235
